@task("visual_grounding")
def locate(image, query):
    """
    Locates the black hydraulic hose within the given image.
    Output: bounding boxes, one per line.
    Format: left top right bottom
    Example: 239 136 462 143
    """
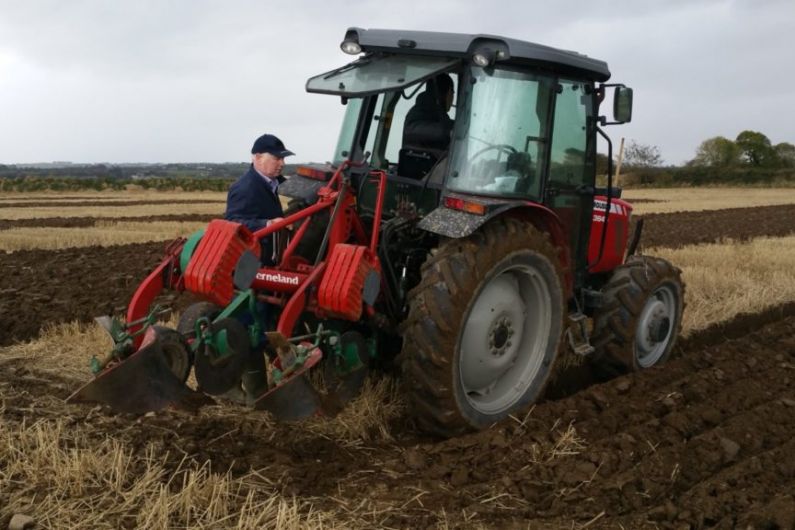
378 225 398 317
378 218 408 319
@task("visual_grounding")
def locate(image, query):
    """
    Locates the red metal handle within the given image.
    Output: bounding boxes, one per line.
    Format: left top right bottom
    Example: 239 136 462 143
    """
126 240 184 348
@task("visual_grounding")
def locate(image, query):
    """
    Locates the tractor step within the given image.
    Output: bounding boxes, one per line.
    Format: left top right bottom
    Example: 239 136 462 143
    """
566 312 595 356
570 341 596 356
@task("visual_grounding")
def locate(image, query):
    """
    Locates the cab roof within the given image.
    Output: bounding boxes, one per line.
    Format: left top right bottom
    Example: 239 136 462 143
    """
344 27 611 82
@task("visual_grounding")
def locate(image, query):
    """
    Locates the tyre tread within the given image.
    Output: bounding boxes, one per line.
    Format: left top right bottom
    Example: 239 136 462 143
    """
591 255 685 375
400 217 565 437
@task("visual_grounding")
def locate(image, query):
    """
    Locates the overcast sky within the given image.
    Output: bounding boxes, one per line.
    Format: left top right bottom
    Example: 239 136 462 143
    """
1 0 793 165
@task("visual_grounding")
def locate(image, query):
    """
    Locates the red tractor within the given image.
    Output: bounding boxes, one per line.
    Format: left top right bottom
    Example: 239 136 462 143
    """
70 28 684 438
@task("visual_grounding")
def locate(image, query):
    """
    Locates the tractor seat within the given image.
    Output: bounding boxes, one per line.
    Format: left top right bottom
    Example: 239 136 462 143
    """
397 147 443 180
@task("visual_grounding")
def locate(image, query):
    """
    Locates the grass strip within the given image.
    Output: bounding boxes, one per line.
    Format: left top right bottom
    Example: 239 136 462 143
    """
625 187 795 215
648 235 795 334
0 221 209 251
1 204 224 221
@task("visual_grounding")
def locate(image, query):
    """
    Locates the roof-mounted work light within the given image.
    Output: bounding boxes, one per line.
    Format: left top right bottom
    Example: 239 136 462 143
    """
340 39 362 55
472 48 497 67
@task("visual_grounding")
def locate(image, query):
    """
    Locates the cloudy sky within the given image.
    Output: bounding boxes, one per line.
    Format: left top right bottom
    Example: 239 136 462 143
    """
0 0 793 165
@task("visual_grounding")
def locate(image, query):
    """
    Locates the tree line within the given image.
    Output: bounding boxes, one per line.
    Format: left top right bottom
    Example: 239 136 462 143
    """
689 131 795 169
612 130 795 186
0 176 235 192
618 130 794 170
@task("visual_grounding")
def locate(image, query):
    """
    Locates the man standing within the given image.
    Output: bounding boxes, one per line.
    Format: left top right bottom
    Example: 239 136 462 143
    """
224 134 294 401
225 133 294 264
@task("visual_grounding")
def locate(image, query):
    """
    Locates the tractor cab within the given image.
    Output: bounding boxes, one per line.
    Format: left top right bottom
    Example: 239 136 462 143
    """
302 28 634 290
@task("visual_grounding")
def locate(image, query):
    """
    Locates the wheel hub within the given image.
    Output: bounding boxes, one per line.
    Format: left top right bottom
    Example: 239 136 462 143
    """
648 315 671 343
460 275 525 394
635 285 678 368
459 261 554 415
489 317 514 356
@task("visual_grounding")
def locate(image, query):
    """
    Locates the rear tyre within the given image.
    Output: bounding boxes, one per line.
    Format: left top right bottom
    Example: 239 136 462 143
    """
401 218 565 437
591 255 685 375
151 326 192 383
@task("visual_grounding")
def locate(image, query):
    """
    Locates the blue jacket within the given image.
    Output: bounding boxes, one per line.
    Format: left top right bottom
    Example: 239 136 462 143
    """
225 165 284 264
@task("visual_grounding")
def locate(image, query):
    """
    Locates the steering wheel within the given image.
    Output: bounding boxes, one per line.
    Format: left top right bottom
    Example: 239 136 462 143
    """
468 143 517 165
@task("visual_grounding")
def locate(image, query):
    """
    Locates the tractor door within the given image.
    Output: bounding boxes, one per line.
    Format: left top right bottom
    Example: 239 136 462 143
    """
544 79 597 288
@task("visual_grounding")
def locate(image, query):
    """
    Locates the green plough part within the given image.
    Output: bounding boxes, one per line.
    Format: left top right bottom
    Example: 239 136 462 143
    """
91 305 170 374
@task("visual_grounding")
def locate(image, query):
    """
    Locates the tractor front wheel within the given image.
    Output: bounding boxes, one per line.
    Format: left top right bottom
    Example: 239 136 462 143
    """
401 218 565 437
591 255 685 375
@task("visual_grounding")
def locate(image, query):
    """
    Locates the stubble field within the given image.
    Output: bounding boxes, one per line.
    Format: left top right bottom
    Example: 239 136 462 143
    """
1 187 793 529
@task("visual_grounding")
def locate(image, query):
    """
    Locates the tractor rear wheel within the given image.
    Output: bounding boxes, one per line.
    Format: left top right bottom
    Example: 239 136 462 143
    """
591 255 685 375
401 218 565 437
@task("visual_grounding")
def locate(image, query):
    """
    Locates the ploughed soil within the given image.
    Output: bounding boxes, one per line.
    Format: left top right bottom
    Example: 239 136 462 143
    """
1 202 793 248
638 203 795 249
2 304 793 528
0 214 216 230
1 200 794 527
3 204 795 345
0 198 795 529
0 242 198 345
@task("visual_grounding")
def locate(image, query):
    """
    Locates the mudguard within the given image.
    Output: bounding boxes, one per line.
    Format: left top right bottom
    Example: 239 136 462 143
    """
418 200 565 245
418 199 573 295
417 203 490 238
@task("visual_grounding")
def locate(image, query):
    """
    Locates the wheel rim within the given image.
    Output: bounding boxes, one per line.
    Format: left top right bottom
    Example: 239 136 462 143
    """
635 283 678 368
458 262 553 415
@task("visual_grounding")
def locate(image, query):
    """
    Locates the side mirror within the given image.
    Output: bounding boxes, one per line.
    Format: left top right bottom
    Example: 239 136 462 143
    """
613 86 633 123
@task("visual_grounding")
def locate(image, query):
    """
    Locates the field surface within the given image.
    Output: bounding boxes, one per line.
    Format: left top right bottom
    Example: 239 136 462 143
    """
1 188 794 529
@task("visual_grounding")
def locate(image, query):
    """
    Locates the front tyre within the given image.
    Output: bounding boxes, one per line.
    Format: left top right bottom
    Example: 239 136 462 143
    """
401 218 565 437
591 255 685 374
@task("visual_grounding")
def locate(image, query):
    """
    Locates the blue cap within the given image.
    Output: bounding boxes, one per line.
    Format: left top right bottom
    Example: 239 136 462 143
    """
251 134 295 158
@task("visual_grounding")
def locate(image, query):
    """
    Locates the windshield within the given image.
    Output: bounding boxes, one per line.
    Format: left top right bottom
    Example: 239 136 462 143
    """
447 67 556 199
307 54 458 97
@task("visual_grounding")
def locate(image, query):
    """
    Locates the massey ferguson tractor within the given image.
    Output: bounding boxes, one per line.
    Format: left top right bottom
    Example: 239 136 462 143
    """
69 28 685 437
